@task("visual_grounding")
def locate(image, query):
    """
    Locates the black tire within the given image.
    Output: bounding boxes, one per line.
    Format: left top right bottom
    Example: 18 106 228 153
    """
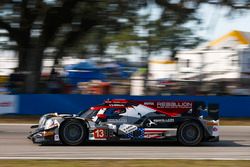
177 121 203 146
59 120 87 146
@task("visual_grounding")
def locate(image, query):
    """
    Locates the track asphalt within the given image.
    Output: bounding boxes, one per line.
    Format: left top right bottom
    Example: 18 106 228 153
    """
0 124 249 160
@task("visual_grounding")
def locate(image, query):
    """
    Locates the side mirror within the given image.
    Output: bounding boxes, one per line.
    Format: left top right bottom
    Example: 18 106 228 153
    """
97 114 107 119
138 112 142 118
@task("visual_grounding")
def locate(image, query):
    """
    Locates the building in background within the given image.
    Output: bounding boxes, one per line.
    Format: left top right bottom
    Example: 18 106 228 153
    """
145 30 250 95
176 30 250 82
148 59 177 80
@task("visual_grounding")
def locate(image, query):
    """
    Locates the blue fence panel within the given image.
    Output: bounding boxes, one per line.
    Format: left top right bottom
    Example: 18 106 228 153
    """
18 95 250 117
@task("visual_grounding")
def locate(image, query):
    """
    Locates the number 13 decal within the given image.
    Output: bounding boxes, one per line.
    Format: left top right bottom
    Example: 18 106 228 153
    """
94 129 106 138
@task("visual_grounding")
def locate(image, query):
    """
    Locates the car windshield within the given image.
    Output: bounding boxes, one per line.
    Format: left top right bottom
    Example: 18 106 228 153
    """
78 104 104 118
78 109 99 118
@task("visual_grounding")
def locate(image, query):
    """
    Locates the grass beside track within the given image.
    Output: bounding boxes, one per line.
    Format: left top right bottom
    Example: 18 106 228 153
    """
220 118 250 126
0 160 249 167
0 115 250 126
0 115 40 123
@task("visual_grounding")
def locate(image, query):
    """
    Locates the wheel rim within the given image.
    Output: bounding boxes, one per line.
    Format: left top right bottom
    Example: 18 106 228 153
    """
181 124 199 143
63 123 83 143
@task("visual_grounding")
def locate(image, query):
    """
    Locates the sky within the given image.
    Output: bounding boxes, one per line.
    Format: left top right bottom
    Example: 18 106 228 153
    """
127 2 250 62
138 2 250 41
197 4 250 40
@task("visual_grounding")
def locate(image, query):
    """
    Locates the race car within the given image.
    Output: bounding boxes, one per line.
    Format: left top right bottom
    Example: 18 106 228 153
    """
28 99 219 146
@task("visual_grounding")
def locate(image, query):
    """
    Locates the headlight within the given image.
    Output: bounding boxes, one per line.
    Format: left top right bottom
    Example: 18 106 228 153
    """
44 119 59 130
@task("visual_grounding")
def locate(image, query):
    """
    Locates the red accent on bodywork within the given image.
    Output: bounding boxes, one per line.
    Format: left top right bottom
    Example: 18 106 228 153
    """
92 99 194 117
97 114 107 119
91 106 127 110
104 99 128 103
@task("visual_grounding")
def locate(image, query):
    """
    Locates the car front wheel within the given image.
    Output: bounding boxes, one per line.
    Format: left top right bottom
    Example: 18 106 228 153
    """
59 120 87 146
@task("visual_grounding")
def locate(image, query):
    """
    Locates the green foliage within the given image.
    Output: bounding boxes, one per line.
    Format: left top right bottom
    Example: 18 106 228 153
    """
0 0 249 92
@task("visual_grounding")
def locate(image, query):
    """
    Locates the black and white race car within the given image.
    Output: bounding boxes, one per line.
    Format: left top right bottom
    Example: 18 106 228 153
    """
28 99 219 146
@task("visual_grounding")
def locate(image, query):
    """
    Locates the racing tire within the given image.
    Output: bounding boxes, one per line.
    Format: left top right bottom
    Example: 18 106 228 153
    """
59 120 87 146
177 121 203 146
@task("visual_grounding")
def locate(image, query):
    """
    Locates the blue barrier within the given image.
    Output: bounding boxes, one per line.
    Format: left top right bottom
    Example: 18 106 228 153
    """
17 95 250 117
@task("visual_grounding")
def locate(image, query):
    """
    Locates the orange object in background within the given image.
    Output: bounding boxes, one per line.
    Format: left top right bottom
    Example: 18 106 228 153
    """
63 84 73 94
78 80 111 94
100 82 111 94
88 81 110 94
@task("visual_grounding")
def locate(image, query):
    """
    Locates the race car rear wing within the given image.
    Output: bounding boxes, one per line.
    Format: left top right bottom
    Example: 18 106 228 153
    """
207 104 219 120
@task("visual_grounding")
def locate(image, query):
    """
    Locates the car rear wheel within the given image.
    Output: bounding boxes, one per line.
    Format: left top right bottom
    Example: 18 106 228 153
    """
59 120 87 146
177 121 203 146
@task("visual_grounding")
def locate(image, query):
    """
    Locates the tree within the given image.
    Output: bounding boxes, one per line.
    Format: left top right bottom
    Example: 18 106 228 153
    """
0 0 249 93
0 0 139 93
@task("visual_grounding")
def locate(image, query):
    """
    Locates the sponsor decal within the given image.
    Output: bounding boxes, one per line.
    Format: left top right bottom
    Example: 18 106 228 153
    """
0 95 17 114
108 104 125 107
157 102 192 109
126 128 176 139
212 126 219 137
119 124 138 134
146 119 157 127
143 129 168 139
213 127 218 131
0 102 12 107
127 128 144 138
54 134 60 141
152 118 175 123
143 102 154 105
107 118 127 123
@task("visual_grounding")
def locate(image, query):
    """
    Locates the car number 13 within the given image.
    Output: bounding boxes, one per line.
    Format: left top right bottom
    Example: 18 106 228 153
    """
94 129 106 138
